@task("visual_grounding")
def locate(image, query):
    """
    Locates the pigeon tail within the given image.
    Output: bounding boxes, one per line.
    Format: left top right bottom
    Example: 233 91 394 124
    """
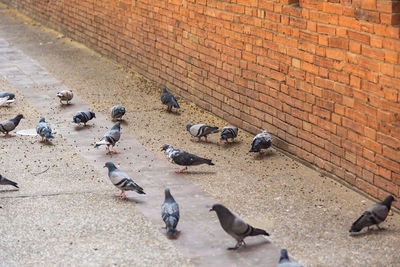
1 177 19 188
279 249 290 263
210 127 219 133
349 212 371 233
171 98 180 109
45 132 54 140
249 227 270 236
135 188 146 195
206 159 215 166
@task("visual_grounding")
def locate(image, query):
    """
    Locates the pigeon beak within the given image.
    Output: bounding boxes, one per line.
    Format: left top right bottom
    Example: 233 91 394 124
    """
103 165 106 168
209 208 213 212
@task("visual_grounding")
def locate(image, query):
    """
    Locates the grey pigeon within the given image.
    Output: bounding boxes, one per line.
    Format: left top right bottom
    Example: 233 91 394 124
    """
161 144 214 173
36 117 54 141
0 114 23 136
73 111 96 126
249 130 272 153
0 92 15 100
57 90 73 104
0 174 18 188
278 249 302 267
220 126 238 144
94 122 121 154
350 195 396 233
210 204 269 250
162 188 180 237
110 105 126 121
186 123 219 142
104 162 145 199
161 88 179 112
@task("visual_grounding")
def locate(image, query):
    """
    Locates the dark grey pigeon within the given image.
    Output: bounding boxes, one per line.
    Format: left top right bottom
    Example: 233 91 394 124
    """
110 105 126 121
36 117 54 142
278 249 302 267
73 111 96 126
220 126 238 144
161 144 214 173
350 195 396 233
94 122 121 154
161 88 179 112
0 174 18 188
186 123 219 142
162 188 180 237
210 203 269 250
249 130 272 153
0 114 23 136
104 162 145 199
0 92 15 100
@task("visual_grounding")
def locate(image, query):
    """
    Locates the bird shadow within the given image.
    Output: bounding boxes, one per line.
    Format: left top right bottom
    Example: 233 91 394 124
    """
116 119 128 126
124 197 145 204
181 171 217 175
232 239 271 253
58 103 75 109
0 134 16 139
349 227 397 237
218 140 241 147
162 109 181 116
251 150 276 160
0 188 19 193
39 140 55 146
74 124 95 131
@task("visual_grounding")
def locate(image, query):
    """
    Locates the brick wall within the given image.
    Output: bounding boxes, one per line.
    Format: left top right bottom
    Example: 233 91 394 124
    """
2 0 399 205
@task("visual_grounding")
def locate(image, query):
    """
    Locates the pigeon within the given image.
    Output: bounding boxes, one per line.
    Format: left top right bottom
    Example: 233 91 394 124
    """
0 174 18 188
104 162 145 199
186 123 219 142
161 88 179 112
0 114 23 136
210 204 270 250
0 92 15 106
161 144 214 173
349 195 396 233
110 105 126 121
278 249 302 267
94 122 121 154
57 90 73 104
220 126 238 144
36 118 54 142
0 92 15 100
73 111 96 126
162 188 180 237
249 130 272 153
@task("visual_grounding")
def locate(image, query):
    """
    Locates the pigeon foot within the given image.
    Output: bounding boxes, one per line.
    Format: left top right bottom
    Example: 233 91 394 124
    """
175 167 188 173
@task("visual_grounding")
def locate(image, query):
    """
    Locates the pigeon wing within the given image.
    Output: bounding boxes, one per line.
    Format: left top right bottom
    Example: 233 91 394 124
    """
170 150 204 166
0 120 15 132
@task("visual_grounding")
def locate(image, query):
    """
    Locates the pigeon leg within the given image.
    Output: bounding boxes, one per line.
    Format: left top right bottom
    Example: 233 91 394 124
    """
115 193 122 197
376 224 383 230
175 167 188 173
122 191 127 200
204 136 208 142
106 146 112 154
112 148 119 154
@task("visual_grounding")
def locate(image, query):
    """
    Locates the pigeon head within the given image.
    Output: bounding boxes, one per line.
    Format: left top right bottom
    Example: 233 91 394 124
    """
161 144 172 151
279 249 289 262
39 117 46 123
186 124 193 131
164 188 175 200
7 93 15 100
104 162 117 170
15 114 24 120
382 195 396 209
163 88 168 93
209 203 228 213
90 112 96 118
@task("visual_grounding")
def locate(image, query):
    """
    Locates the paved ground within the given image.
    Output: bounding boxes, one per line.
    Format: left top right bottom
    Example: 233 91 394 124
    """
0 4 400 266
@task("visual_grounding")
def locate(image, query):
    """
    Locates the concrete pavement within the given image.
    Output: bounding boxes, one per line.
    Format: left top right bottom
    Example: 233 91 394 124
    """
1 4 400 266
